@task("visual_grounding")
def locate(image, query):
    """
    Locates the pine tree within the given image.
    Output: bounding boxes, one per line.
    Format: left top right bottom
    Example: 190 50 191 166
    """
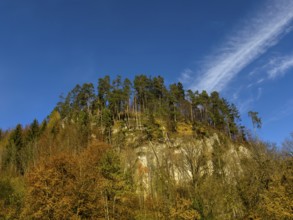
248 111 262 137
98 75 111 108
5 124 25 175
27 119 40 142
134 74 151 112
77 83 95 112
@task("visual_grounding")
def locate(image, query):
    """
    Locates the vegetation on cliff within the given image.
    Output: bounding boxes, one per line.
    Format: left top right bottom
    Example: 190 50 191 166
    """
0 75 292 219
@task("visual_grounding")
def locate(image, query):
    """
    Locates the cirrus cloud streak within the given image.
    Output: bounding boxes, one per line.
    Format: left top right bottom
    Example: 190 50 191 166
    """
189 0 293 92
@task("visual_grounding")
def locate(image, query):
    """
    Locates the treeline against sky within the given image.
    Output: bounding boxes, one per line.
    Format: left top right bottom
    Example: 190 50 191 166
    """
0 75 292 219
55 74 245 141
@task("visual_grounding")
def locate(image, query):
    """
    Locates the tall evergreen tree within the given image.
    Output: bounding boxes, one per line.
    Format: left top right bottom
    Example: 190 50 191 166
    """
248 111 262 137
210 91 224 128
122 78 132 121
98 75 111 108
77 83 95 112
197 90 209 123
6 124 25 175
27 119 40 142
134 74 151 112
109 75 124 119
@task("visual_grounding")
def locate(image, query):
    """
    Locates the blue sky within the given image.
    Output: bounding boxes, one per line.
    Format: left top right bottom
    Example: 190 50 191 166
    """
1 0 293 146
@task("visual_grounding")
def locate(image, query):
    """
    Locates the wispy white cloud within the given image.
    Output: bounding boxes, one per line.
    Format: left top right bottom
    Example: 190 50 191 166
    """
234 86 263 114
237 97 255 114
188 0 293 92
247 78 264 88
257 78 264 84
247 53 293 87
179 68 193 84
256 87 262 100
267 55 293 79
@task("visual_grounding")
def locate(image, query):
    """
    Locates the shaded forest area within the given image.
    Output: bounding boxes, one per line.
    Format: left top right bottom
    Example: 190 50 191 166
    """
0 75 292 219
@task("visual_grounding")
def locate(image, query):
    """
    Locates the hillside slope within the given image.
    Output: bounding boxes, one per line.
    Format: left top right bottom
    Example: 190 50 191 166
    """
0 75 292 219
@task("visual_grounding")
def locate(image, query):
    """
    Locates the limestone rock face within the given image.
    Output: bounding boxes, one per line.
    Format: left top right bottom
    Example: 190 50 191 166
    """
118 130 251 194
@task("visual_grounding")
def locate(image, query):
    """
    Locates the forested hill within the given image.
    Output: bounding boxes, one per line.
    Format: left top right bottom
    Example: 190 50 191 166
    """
0 75 292 219
55 74 244 141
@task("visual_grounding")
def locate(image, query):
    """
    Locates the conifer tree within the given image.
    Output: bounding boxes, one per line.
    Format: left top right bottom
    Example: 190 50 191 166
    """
134 74 151 112
122 78 132 122
77 83 95 112
98 75 111 108
248 111 262 137
5 124 25 175
27 119 40 142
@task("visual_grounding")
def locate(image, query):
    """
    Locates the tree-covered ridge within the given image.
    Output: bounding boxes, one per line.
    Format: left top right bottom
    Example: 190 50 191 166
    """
0 74 292 220
56 74 244 141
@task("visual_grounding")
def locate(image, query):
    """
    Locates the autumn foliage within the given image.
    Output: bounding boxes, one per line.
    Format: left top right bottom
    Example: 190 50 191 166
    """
0 75 292 219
